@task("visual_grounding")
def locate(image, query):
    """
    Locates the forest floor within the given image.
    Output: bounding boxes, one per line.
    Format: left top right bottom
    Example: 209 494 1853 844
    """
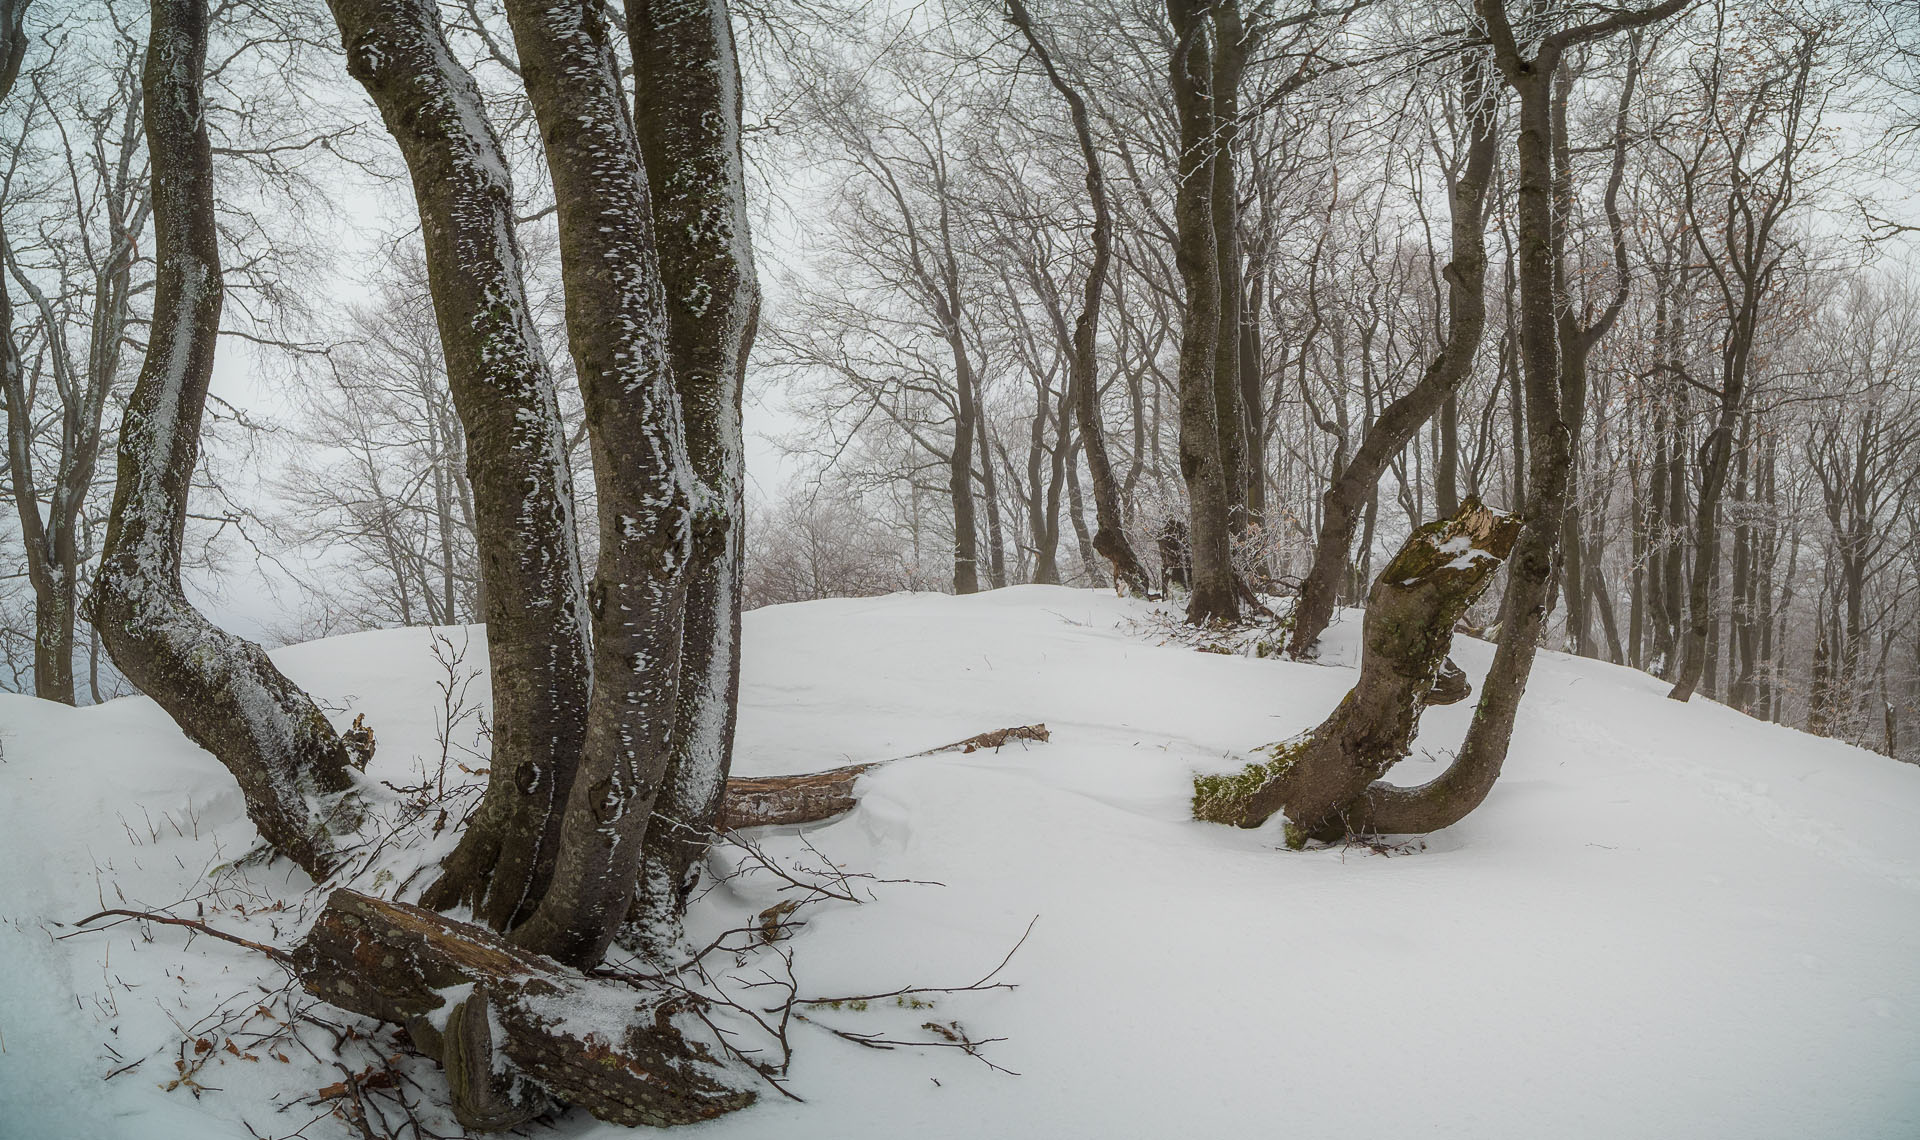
2 585 1917 1139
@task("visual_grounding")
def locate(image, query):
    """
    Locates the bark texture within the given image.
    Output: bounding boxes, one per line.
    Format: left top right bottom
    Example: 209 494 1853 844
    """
624 0 762 951
1193 500 1519 843
499 0 697 970
327 0 593 932
92 0 356 880
293 890 755 1131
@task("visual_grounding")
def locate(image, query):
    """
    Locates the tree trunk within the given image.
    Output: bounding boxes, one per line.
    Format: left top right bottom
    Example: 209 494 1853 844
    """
625 0 762 952
498 0 697 969
1287 60 1497 658
1358 0 1686 837
1003 0 1154 596
1166 0 1238 624
93 0 358 881
1193 500 1519 843
1210 0 1249 532
329 0 594 933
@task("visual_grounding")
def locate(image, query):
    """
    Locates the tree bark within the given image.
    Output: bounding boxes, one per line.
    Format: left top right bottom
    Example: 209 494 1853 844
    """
92 0 357 881
1193 500 1519 843
293 890 755 1130
498 0 697 969
328 0 594 933
624 0 761 952
1166 0 1238 624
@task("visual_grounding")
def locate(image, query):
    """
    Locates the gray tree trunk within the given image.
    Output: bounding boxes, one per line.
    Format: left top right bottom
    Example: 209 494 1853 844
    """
93 0 358 880
328 0 594 933
624 0 761 953
1166 0 1238 624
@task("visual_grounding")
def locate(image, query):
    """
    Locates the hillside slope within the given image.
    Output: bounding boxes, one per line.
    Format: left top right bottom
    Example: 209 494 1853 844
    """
2 586 1916 1138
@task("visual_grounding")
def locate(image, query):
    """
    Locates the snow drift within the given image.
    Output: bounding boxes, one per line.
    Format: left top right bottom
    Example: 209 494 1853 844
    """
2 585 1916 1138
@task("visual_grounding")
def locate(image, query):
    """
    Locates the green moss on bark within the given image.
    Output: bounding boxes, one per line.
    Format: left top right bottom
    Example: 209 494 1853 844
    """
1191 735 1309 825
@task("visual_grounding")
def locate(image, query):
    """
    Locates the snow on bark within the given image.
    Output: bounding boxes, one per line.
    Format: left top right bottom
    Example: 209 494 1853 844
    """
327 0 594 933
498 0 701 970
623 0 760 954
93 0 358 881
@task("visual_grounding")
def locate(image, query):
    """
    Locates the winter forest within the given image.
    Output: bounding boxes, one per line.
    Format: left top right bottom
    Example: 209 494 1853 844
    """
3 0 1920 1136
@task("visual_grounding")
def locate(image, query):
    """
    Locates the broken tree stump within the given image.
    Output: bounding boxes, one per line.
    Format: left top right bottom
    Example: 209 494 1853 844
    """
718 724 1049 829
292 889 755 1131
1191 499 1520 845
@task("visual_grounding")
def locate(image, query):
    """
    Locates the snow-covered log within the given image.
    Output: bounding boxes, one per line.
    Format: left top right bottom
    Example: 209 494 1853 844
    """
716 724 1050 829
292 889 756 1131
1192 500 1519 845
92 0 357 880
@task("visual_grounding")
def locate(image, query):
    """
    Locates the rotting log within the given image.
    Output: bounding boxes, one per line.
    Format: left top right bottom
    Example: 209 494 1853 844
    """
293 889 755 1131
1191 499 1519 845
718 724 1049 829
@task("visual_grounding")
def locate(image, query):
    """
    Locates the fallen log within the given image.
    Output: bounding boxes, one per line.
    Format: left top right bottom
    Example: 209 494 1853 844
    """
718 724 1049 829
292 889 755 1131
1191 499 1519 845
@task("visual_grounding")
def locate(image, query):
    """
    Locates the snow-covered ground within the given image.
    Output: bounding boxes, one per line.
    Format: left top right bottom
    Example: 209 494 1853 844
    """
3 586 1917 1139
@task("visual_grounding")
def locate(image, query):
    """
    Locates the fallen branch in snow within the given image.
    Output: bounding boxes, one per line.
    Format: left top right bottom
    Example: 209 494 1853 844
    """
718 724 1050 829
65 908 295 964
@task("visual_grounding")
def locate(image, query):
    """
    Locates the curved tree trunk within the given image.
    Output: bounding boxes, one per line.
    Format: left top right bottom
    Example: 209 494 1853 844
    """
498 0 699 971
1193 500 1519 844
93 0 357 881
1358 0 1684 836
328 0 594 933
1287 59 1497 659
1004 0 1154 596
624 0 761 953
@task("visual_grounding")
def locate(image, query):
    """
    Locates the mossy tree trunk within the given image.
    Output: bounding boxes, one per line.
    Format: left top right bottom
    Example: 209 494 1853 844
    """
1194 499 1519 845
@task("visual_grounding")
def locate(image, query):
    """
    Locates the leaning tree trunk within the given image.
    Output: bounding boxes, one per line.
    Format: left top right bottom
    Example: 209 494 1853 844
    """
92 0 358 881
498 0 699 971
1004 0 1154 596
1286 58 1497 659
624 0 762 954
1166 0 1238 625
328 0 594 933
1193 500 1519 845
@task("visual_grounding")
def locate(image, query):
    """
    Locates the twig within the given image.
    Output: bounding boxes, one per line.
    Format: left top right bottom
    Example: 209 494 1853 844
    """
63 909 293 963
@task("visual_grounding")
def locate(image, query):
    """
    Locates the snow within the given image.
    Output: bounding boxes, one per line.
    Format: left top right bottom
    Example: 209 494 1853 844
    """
3 585 1918 1138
